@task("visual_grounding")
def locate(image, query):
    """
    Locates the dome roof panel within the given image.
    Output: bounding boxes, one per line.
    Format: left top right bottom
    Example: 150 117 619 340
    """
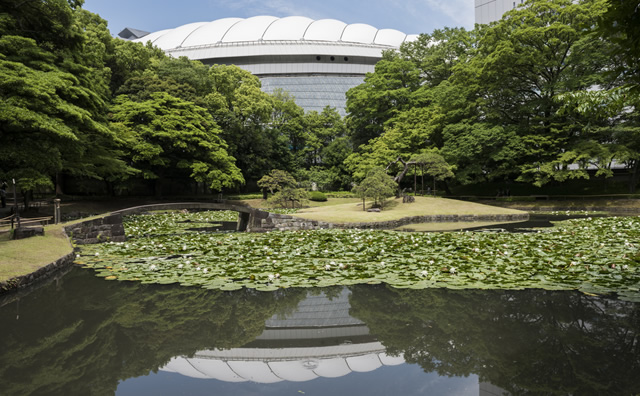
133 28 172 45
405 34 420 43
378 353 405 366
190 359 248 382
263 16 314 40
313 358 351 378
227 361 284 383
269 361 319 382
152 22 208 50
374 29 407 47
161 357 209 379
346 354 382 372
303 19 347 41
341 23 377 44
182 18 243 47
222 16 279 42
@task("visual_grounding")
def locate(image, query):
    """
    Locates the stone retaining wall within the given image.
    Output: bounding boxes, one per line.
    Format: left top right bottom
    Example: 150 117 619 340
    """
252 213 334 232
0 251 75 295
253 212 529 232
63 214 126 245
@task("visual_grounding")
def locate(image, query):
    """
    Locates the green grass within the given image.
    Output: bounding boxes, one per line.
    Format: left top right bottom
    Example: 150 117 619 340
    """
291 196 525 224
0 224 72 282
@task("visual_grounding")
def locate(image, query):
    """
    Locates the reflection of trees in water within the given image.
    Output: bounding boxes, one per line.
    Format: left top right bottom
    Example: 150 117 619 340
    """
0 268 306 396
348 285 640 396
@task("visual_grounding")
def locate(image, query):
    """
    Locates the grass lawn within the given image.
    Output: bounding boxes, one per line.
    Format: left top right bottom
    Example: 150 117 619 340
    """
291 196 525 224
0 224 72 282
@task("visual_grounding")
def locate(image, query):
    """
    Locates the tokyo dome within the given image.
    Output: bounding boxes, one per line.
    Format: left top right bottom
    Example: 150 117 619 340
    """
129 16 419 115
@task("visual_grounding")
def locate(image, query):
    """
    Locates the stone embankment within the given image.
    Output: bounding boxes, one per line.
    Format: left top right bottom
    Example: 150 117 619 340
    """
254 212 529 231
63 214 126 245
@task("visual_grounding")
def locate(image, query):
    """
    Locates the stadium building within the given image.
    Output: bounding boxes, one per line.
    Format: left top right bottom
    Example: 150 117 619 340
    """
127 16 419 115
475 0 525 24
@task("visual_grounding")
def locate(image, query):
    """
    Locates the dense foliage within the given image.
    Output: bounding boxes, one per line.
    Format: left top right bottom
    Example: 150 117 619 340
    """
345 0 640 192
0 0 636 198
1 0 638 197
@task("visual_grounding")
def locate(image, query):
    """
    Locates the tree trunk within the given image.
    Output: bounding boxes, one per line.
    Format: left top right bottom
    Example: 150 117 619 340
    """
55 173 64 196
629 160 639 193
414 164 417 196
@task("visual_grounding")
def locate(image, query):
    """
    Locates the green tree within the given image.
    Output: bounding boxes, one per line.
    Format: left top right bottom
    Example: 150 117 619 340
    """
475 0 609 186
257 169 308 208
109 92 243 195
352 167 397 210
0 3 134 197
205 65 293 186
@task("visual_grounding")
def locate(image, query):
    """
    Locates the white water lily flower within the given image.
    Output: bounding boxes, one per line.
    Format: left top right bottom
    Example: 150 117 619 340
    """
150 264 156 270
178 264 183 269
186 260 191 265
76 254 80 258
203 268 208 273
449 267 456 274
429 260 435 265
381 249 385 253
420 270 428 277
268 274 275 281
196 267 201 271
473 248 480 253
95 252 99 256
325 264 331 270
339 263 345 269
330 261 336 265
623 265 628 270
275 273 280 278
182 245 187 250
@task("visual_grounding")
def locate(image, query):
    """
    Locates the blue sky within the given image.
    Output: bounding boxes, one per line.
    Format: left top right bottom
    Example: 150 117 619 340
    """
81 0 474 38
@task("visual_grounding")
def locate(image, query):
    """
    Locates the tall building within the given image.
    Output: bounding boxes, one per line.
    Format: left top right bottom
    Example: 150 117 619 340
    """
475 0 525 24
129 16 418 115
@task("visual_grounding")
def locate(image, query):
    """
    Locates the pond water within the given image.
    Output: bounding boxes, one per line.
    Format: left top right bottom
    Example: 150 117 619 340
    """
1 266 638 396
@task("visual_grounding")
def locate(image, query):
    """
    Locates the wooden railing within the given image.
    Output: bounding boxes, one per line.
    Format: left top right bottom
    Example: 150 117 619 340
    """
0 214 53 232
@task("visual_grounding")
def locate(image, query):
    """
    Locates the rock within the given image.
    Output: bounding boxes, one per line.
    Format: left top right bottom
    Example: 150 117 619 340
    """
367 208 381 212
13 226 44 240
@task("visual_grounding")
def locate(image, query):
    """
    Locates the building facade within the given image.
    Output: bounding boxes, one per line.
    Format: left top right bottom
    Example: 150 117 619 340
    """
131 16 418 115
475 0 525 24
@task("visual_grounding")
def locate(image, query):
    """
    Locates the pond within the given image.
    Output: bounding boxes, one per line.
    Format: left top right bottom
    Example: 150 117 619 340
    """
0 267 638 396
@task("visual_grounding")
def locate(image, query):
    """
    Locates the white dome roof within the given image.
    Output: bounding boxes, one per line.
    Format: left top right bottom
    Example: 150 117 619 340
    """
135 16 416 50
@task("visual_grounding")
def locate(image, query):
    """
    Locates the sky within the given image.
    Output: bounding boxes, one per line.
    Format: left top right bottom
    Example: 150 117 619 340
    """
81 0 474 38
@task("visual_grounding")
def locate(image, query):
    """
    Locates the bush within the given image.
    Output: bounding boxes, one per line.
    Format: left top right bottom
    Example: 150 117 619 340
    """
309 191 327 202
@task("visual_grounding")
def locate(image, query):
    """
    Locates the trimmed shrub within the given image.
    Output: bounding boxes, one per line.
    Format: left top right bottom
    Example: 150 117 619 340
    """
309 191 328 202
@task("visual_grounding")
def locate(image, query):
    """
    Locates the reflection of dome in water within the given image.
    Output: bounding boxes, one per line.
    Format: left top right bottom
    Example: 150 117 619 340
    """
160 288 405 383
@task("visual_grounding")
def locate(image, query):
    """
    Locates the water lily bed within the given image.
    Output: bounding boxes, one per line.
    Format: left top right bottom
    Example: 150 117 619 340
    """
75 212 640 301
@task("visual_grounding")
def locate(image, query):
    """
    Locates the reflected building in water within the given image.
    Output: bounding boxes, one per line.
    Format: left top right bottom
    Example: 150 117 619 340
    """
161 288 510 395
161 288 405 382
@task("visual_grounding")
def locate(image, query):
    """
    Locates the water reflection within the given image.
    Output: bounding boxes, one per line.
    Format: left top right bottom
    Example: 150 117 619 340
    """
0 267 638 395
161 288 404 383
